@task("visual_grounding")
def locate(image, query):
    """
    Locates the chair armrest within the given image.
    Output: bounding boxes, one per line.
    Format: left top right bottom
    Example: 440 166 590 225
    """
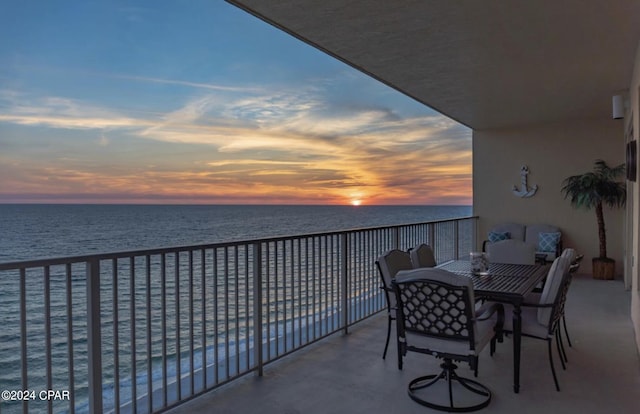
568 254 583 273
475 302 504 323
380 285 395 294
380 286 398 315
482 240 489 252
475 302 505 342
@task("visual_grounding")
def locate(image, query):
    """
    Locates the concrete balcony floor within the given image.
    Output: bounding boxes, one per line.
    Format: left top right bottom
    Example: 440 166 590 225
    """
168 274 640 414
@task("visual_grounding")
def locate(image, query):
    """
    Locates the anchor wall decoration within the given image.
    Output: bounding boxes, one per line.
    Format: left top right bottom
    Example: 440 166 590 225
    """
512 165 538 197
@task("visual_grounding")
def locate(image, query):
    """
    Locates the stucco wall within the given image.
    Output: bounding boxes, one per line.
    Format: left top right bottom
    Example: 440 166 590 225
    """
473 120 625 276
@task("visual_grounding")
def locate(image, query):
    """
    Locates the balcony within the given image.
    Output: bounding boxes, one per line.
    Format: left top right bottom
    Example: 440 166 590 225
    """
2 214 638 413
167 273 640 414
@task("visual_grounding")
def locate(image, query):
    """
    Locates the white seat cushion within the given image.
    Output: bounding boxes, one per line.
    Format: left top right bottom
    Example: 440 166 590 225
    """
502 304 550 339
561 248 577 264
405 315 497 356
486 239 535 265
537 257 569 324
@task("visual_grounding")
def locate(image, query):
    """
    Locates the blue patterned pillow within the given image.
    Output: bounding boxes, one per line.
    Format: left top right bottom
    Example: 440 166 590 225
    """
488 231 510 243
538 232 561 252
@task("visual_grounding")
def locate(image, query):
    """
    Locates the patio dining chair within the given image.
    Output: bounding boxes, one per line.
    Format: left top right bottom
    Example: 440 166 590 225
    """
375 249 414 365
503 256 572 391
528 249 578 352
392 268 504 412
409 243 437 268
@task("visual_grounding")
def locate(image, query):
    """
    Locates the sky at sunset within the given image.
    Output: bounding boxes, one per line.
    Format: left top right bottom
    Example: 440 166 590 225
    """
0 0 472 206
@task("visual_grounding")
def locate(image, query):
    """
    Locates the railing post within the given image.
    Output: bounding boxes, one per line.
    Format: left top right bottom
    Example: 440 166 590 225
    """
428 224 436 248
86 258 103 414
341 233 349 334
473 216 479 252
19 268 27 414
429 223 436 261
252 242 264 376
392 227 400 250
454 219 460 259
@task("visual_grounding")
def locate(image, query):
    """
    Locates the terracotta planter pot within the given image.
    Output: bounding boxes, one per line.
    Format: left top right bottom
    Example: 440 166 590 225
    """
592 258 615 280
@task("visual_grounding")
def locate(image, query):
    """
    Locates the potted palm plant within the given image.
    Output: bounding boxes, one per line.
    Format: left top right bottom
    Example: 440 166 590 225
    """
561 160 626 279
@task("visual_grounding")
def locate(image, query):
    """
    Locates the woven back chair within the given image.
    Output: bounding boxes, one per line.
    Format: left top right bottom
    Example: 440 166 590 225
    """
393 268 504 412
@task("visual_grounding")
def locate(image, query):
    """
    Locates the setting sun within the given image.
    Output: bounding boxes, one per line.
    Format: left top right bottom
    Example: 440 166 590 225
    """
351 199 362 206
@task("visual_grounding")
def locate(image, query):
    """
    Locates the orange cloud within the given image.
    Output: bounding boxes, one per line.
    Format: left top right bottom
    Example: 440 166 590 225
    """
0 85 472 205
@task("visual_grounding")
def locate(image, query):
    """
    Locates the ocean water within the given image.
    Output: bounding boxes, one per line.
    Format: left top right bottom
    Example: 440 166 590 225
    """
0 204 471 413
0 204 471 263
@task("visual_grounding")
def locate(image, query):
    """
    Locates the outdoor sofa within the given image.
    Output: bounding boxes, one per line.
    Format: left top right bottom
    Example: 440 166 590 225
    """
482 223 562 265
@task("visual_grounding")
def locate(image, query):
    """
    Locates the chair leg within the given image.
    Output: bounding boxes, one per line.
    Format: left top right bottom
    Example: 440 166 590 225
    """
557 329 568 365
555 330 567 370
383 315 392 359
489 325 502 357
548 339 561 391
562 314 573 348
448 367 455 407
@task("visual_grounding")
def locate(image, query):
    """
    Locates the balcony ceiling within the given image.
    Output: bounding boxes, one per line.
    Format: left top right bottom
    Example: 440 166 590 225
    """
227 0 640 130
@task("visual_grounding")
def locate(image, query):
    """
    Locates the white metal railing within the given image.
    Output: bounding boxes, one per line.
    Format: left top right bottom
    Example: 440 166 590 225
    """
0 216 477 414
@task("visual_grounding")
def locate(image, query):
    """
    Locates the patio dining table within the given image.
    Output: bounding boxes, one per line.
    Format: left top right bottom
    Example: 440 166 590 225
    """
437 260 550 393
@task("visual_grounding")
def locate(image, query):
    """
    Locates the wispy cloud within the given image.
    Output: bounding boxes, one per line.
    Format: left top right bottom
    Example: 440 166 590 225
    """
0 81 471 205
0 92 154 130
115 74 266 94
